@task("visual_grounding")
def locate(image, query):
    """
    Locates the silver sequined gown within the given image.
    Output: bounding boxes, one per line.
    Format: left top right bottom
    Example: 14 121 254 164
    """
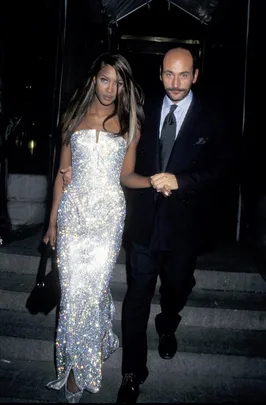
47 129 127 394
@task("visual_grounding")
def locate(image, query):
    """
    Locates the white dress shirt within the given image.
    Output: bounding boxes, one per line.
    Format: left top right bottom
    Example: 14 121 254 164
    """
159 90 193 139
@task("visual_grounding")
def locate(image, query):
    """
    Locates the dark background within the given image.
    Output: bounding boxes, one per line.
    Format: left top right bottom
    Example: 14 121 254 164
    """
0 0 264 244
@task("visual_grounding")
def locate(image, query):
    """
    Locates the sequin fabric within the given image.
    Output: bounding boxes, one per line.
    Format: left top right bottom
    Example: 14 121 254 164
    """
46 129 127 394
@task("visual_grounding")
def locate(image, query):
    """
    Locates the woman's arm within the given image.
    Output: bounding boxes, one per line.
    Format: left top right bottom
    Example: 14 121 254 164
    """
43 137 71 245
120 130 151 189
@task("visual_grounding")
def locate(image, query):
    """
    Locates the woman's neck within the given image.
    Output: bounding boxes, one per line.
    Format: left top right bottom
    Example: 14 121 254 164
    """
89 97 115 117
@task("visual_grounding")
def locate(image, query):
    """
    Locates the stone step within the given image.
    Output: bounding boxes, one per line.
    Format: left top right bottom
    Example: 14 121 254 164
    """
1 271 266 311
0 231 260 273
1 289 266 330
0 245 260 272
0 351 266 403
1 261 266 293
1 310 266 360
1 244 265 403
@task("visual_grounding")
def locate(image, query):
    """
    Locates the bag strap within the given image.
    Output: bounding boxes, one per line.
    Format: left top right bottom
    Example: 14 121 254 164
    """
35 242 52 286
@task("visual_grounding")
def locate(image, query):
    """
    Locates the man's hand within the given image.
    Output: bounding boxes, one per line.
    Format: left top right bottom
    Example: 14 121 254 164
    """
60 166 72 188
150 173 178 196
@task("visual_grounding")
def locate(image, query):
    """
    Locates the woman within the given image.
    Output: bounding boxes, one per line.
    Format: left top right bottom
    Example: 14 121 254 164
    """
43 53 152 403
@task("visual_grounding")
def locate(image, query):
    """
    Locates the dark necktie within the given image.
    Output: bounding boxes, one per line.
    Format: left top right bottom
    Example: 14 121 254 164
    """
160 104 177 171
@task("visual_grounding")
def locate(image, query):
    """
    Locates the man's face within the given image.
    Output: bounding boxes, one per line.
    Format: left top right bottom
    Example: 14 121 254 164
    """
160 50 198 103
94 64 124 106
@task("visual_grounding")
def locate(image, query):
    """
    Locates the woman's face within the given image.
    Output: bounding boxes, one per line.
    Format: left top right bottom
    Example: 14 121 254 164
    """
94 64 124 106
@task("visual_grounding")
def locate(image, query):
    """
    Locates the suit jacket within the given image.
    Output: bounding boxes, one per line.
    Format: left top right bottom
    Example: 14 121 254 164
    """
125 94 234 252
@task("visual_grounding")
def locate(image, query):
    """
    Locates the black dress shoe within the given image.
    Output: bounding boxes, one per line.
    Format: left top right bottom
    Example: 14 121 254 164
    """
158 333 177 359
116 373 140 404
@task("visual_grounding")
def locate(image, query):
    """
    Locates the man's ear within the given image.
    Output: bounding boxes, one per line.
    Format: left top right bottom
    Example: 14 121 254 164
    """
193 68 199 84
159 67 162 82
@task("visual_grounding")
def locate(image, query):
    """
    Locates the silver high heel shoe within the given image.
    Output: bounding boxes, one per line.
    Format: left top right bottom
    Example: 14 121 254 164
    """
64 385 83 404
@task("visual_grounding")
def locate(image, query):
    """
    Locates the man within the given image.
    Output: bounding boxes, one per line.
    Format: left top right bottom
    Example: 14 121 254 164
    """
62 47 233 403
116 46 233 403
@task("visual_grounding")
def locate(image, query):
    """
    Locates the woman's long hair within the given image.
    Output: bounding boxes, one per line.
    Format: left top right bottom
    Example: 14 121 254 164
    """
62 53 145 145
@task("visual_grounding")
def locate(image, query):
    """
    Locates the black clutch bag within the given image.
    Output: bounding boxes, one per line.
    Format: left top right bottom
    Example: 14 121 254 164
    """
26 242 61 315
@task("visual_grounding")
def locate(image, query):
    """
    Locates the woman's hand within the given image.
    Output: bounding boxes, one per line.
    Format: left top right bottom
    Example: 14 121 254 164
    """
43 225 57 249
60 166 72 188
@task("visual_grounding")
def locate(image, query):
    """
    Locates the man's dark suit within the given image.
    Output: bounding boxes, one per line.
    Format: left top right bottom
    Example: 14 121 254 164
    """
121 94 233 376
